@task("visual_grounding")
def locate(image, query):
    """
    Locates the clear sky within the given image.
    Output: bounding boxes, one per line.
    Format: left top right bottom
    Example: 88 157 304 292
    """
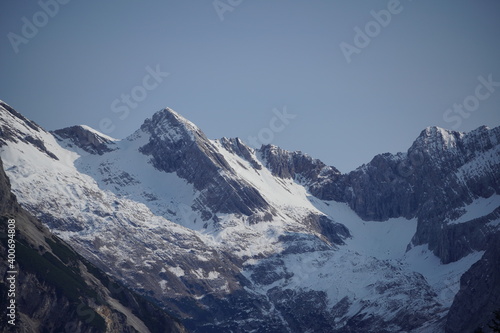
1 1 499 172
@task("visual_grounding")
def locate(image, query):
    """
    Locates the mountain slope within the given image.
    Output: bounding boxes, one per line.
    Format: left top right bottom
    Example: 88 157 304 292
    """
1 100 499 332
0 156 187 332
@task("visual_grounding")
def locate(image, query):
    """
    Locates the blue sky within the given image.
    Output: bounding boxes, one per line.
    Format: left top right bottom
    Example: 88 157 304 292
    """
1 0 499 172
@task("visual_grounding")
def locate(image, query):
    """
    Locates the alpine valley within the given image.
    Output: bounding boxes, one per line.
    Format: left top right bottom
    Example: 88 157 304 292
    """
0 100 499 332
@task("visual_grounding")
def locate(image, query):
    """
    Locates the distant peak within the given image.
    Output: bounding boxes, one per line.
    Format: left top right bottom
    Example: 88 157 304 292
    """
468 125 490 134
157 107 197 128
140 107 206 143
77 125 118 142
413 126 462 150
162 107 182 118
422 126 454 136
52 125 116 155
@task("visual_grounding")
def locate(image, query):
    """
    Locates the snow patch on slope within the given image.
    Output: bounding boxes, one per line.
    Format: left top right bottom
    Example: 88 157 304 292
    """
213 139 322 216
310 199 417 260
78 125 119 142
447 194 500 225
404 245 484 308
73 128 204 230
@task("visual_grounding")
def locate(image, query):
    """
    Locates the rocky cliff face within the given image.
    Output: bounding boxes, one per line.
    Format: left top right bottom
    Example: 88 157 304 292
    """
302 126 498 218
445 234 500 333
260 144 342 186
138 108 270 222
256 125 500 331
0 101 58 161
279 126 500 264
1 101 499 332
53 125 117 155
0 158 187 333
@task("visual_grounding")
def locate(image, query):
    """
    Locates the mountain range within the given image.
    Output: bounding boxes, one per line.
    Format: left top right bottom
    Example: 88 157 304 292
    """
0 100 499 332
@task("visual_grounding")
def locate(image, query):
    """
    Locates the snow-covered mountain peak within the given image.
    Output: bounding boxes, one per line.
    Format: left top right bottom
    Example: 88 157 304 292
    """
415 126 464 151
77 124 119 142
410 125 499 160
463 125 499 147
140 107 205 144
0 101 44 136
0 101 59 160
52 125 117 155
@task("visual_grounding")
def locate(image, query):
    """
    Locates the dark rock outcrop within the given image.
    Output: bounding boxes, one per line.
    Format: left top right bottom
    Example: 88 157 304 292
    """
445 234 500 333
260 144 342 186
53 125 116 155
219 137 261 170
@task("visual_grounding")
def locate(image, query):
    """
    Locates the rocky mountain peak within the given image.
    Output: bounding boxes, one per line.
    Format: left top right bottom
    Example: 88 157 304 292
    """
140 107 206 145
462 125 500 152
260 143 341 184
408 125 499 169
52 125 116 155
0 101 58 160
138 109 270 221
413 126 464 152
0 100 42 134
218 137 262 170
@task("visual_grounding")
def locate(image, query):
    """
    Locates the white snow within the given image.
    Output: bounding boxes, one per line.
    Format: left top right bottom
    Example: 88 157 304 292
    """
159 280 168 291
455 143 500 186
310 199 418 260
168 266 185 277
72 128 203 230
447 194 500 224
206 271 220 279
404 245 484 308
436 127 460 149
213 139 321 213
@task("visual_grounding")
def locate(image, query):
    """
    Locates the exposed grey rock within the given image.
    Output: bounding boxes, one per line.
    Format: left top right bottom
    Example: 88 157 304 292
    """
139 108 270 221
260 144 341 186
219 137 262 170
445 234 500 333
0 102 58 160
299 126 500 264
53 125 116 155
